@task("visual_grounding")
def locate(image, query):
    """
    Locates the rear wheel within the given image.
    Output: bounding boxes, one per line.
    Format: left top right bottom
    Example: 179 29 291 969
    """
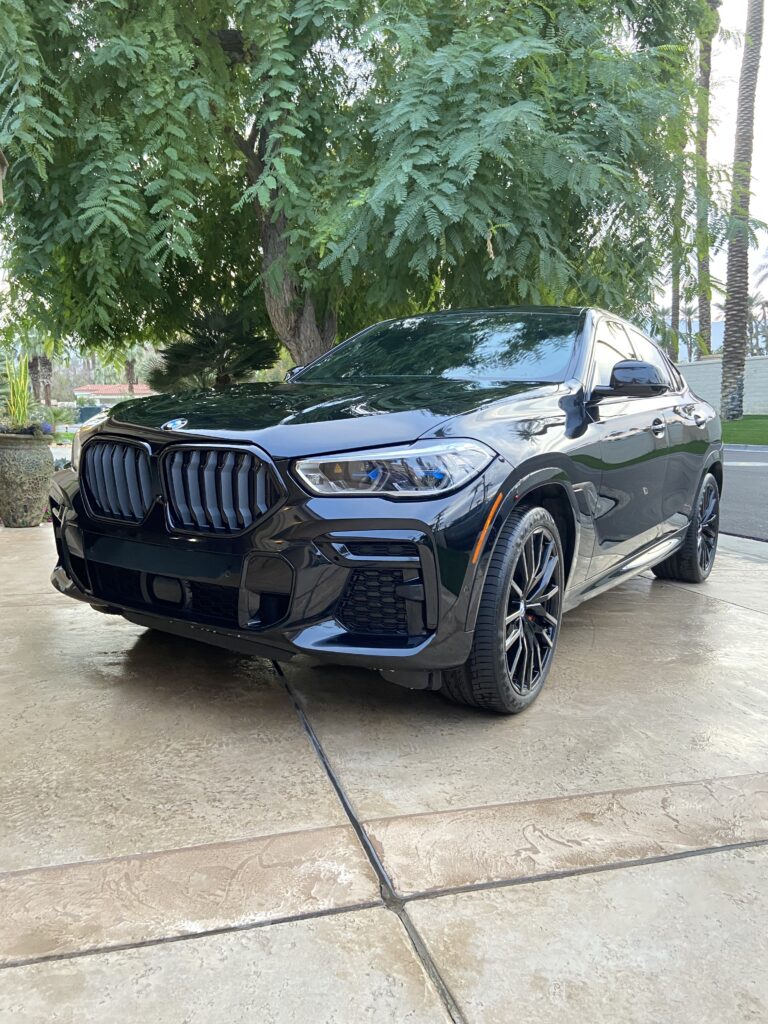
651 472 720 583
441 506 564 714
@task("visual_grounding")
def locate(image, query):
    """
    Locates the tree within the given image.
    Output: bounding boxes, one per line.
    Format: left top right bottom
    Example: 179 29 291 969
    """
2 1 709 366
721 0 764 420
681 302 697 362
756 247 768 289
717 292 768 354
670 188 684 359
147 307 279 391
694 0 721 355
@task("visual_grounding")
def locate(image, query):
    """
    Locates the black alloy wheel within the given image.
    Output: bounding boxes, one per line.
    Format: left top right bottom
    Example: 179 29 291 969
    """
504 526 562 696
696 478 719 574
652 471 720 584
441 505 565 713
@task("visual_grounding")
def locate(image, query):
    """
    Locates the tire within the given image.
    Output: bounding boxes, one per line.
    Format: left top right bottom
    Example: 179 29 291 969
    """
441 505 564 714
651 471 720 583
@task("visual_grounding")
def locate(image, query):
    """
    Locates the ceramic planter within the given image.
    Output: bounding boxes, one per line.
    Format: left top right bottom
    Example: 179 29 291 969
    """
0 433 54 528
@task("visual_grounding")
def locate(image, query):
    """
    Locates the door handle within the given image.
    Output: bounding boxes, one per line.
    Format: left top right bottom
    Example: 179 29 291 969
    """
650 418 666 438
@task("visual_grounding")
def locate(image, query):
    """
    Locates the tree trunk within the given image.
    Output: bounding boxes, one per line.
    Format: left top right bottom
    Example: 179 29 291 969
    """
125 357 137 396
39 355 53 406
721 0 764 419
261 213 337 367
233 130 337 367
695 1 720 356
28 356 42 403
670 187 682 360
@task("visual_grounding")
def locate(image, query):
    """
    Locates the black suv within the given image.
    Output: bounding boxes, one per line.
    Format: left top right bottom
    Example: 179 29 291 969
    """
50 308 722 713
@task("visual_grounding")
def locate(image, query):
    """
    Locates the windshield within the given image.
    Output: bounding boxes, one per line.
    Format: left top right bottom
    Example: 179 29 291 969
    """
297 311 581 384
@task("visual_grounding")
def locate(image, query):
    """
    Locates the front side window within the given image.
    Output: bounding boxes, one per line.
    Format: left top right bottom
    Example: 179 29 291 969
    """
297 312 581 384
592 321 636 388
628 331 674 389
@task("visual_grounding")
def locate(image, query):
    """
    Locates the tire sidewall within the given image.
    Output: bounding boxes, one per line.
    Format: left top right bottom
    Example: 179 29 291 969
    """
481 505 565 711
694 471 720 581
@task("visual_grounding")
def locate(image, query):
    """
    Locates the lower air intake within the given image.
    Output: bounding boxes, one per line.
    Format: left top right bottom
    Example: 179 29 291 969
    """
336 568 410 636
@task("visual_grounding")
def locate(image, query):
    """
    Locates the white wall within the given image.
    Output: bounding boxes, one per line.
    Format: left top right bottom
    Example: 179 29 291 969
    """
678 355 768 415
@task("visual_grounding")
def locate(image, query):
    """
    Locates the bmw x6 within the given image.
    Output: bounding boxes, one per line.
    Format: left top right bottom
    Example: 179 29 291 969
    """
50 307 722 713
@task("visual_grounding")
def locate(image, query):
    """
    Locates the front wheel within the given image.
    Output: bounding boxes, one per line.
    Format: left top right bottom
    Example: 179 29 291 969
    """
441 505 564 714
651 471 720 583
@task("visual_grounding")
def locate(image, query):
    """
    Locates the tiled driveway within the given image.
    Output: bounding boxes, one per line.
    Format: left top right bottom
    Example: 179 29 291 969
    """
1 527 767 1022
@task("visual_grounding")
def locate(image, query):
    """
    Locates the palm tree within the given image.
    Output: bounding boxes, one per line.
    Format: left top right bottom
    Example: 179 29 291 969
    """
649 305 677 358
721 0 764 419
748 293 768 354
681 302 697 362
695 1 721 355
756 247 768 289
717 293 768 355
147 306 279 392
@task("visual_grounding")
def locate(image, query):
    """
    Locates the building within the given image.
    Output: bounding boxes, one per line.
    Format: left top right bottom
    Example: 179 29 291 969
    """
72 383 155 408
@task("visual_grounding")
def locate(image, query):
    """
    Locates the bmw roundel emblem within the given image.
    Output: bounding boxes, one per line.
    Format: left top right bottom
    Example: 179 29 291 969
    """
162 418 188 431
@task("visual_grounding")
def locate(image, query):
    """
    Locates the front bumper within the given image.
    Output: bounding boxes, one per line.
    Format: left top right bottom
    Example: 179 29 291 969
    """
49 457 506 680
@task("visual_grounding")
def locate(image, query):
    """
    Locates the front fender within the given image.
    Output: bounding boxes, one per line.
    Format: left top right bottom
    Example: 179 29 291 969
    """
462 467 582 632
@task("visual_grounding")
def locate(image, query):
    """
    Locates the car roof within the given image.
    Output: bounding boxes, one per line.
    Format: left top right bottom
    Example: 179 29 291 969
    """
397 306 588 318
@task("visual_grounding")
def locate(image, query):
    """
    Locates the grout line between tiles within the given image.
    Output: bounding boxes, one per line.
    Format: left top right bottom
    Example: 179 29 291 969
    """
278 664 468 1024
361 770 768 829
0 900 382 971
397 837 768 904
650 577 768 616
0 821 356 882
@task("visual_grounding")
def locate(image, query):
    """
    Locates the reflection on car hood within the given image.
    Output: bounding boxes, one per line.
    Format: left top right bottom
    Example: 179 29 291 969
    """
109 378 556 457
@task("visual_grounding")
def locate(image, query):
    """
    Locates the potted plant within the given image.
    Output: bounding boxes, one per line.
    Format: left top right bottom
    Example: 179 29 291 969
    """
0 356 54 527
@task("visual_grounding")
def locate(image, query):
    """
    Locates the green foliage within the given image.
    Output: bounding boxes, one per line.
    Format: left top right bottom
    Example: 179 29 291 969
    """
147 306 280 391
3 355 31 428
1 0 710 358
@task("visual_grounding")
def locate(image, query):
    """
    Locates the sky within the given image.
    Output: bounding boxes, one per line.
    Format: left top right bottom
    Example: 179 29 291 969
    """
708 0 768 304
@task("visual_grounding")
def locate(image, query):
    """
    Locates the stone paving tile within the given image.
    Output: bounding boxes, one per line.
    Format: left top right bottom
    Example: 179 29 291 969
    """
650 552 768 616
286 574 768 819
1 908 452 1024
0 524 57 601
1 600 348 871
367 773 768 896
718 535 768 562
408 846 768 1024
0 825 379 965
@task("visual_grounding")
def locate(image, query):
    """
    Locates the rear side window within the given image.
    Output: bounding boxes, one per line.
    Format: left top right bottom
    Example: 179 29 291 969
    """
592 321 636 387
628 331 674 388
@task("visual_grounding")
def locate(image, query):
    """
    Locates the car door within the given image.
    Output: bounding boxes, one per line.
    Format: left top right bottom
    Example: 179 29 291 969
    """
586 319 671 578
628 330 711 537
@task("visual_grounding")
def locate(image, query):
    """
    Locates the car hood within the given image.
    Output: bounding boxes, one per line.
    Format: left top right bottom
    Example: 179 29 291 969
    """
109 378 556 458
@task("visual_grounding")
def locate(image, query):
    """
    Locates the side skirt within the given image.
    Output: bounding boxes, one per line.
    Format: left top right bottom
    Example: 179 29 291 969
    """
562 530 686 613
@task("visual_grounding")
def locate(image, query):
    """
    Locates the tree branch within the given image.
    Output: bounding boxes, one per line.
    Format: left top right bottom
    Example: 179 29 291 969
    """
230 129 262 184
212 29 254 65
0 149 8 205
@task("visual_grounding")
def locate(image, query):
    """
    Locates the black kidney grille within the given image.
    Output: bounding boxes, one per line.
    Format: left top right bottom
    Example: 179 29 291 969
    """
163 448 278 533
81 441 153 522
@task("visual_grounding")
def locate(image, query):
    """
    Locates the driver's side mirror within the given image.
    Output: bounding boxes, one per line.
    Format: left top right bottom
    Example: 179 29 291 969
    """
285 365 304 382
593 360 668 399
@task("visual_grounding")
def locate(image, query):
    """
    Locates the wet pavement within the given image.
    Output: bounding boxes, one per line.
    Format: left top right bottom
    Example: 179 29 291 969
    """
1 526 767 1022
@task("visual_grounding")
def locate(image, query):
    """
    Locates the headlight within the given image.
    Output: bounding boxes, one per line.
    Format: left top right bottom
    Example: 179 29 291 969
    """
71 412 109 471
294 439 496 498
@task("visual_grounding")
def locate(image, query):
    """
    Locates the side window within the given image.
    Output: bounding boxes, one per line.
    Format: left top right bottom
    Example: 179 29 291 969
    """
592 321 636 388
628 331 674 388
